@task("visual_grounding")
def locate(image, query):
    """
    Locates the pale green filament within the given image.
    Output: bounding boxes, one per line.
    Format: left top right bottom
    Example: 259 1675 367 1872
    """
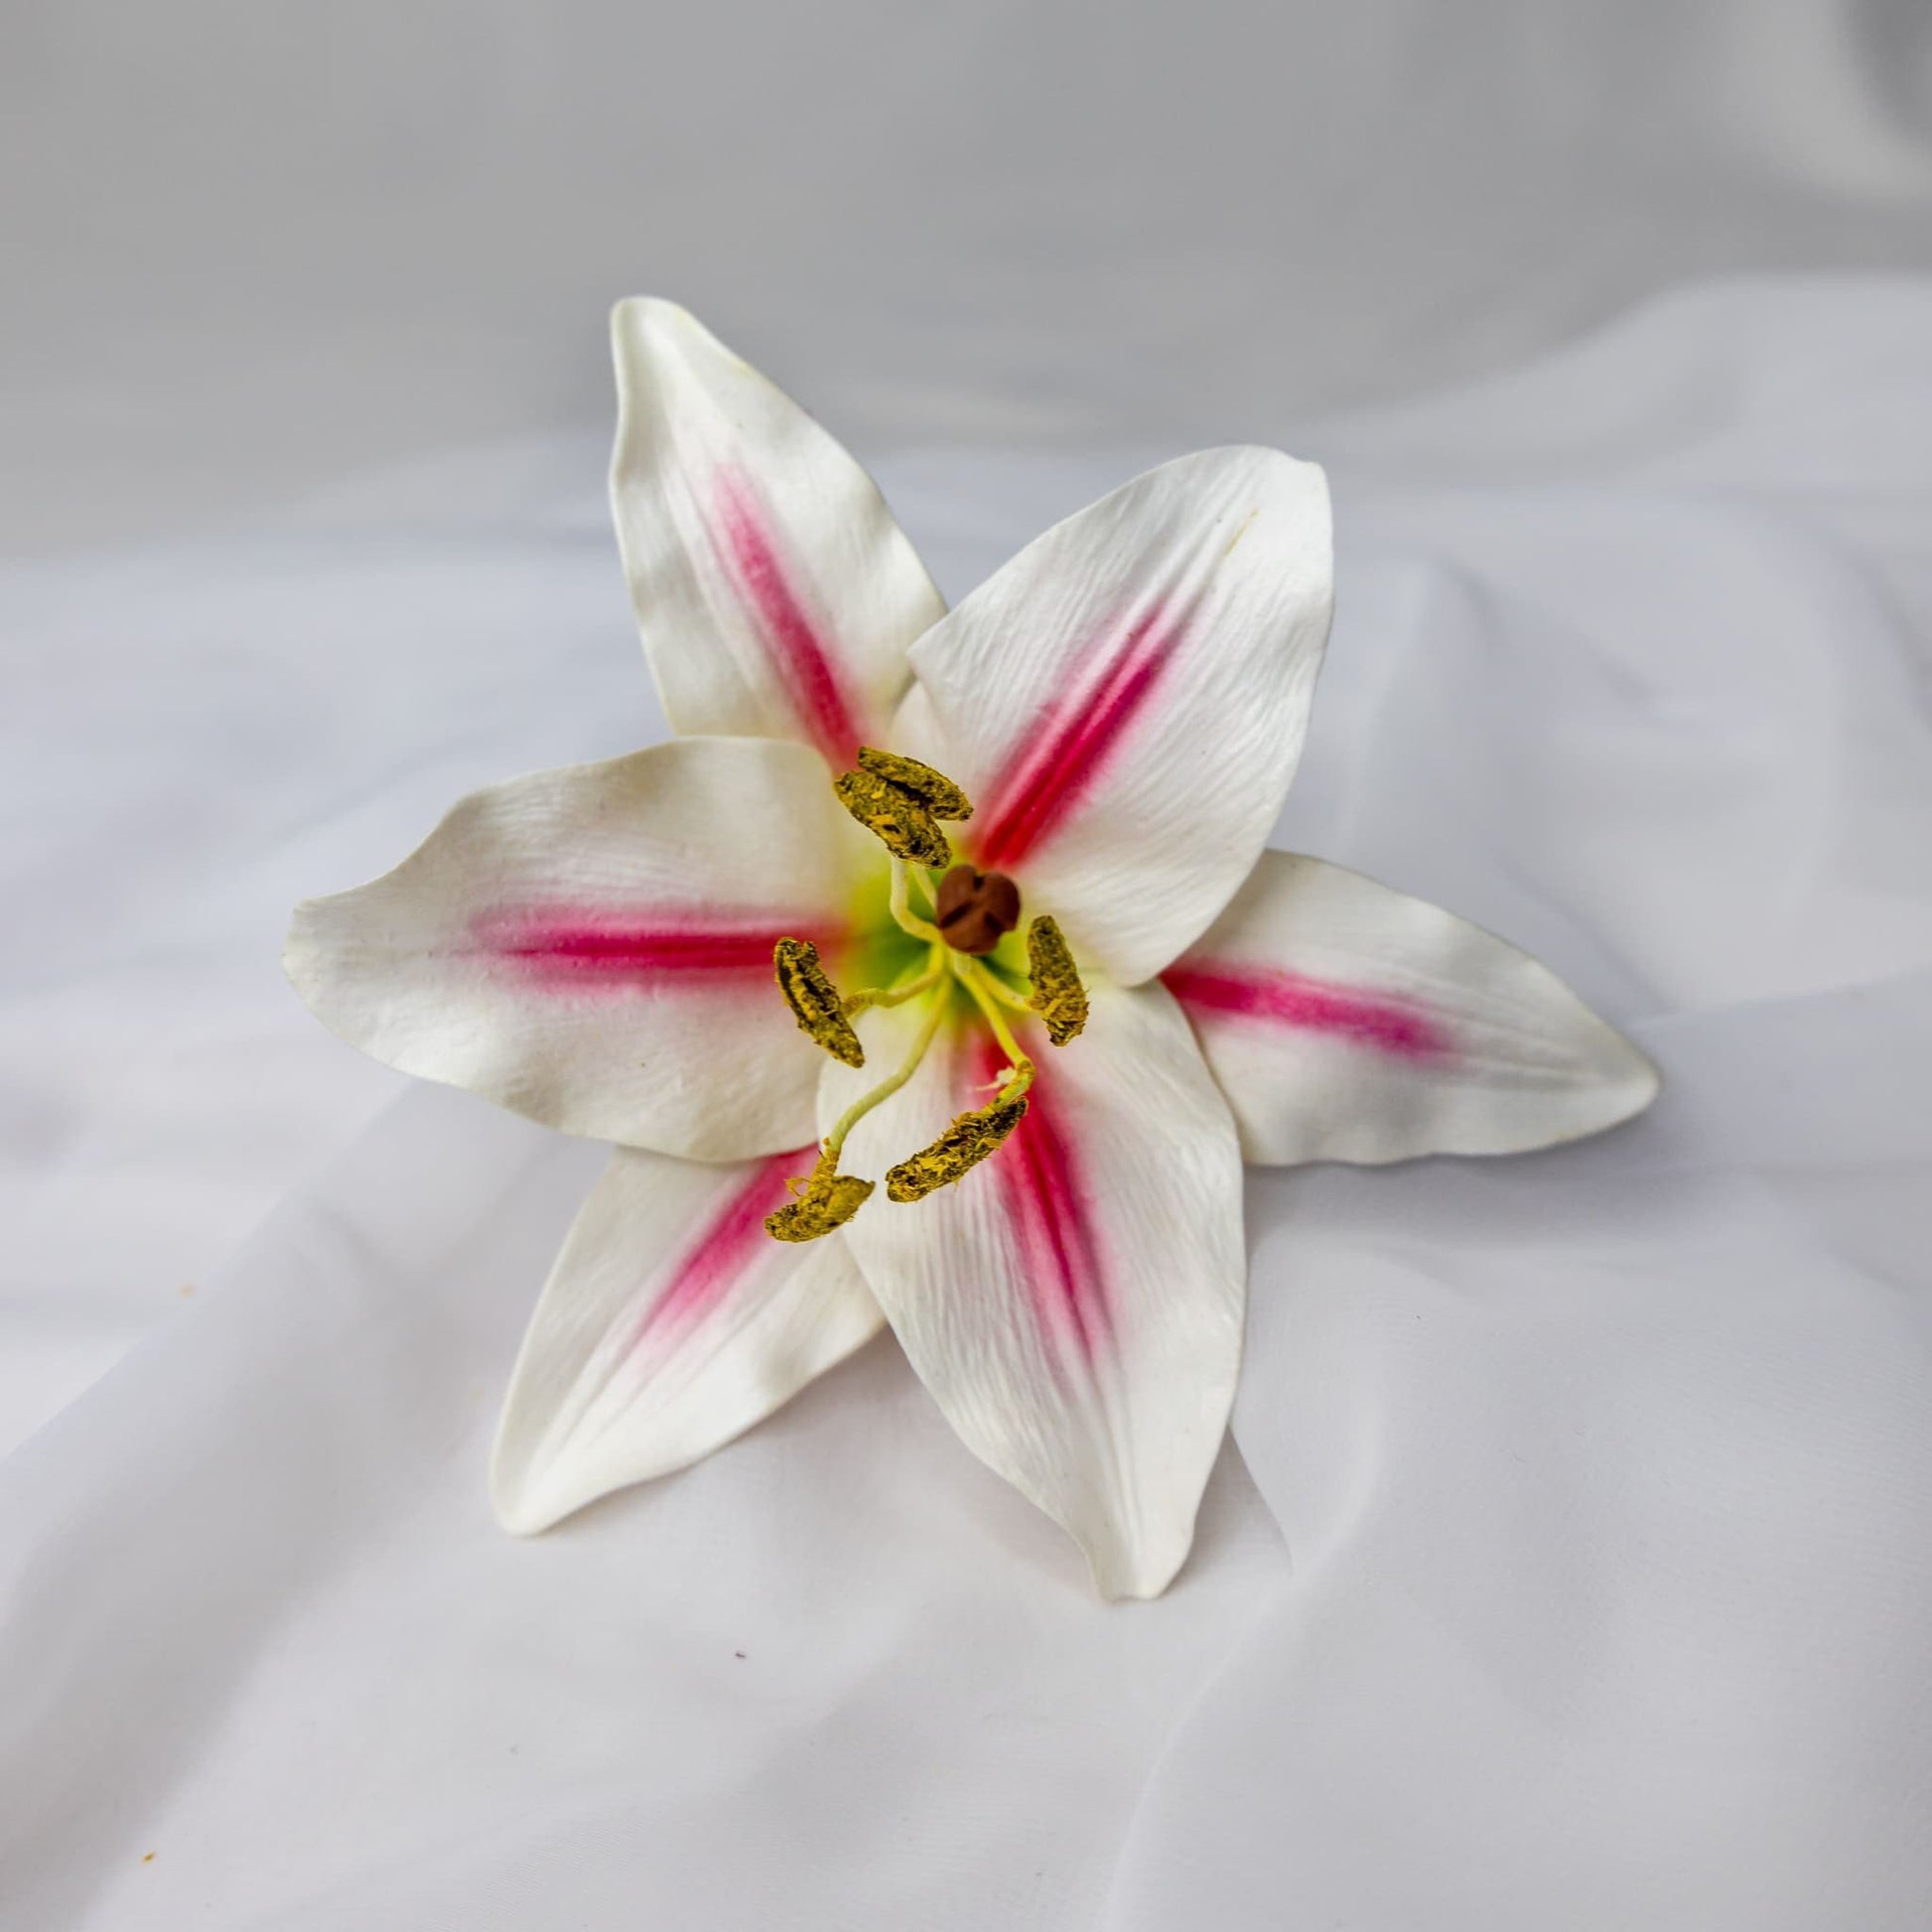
882 957 1035 1201
765 960 952 1244
843 961 944 1017
953 953 1035 1104
889 860 942 943
970 968 1035 1015
824 962 953 1162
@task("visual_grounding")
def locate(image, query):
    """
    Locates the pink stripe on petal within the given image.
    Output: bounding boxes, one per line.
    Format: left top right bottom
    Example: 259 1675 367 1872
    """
973 604 1188 871
979 1039 1111 1366
635 1149 804 1345
473 908 841 989
1164 962 1451 1063
712 466 866 766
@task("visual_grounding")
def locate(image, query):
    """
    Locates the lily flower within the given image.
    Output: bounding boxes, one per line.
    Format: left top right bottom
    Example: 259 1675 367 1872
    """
286 300 1658 1598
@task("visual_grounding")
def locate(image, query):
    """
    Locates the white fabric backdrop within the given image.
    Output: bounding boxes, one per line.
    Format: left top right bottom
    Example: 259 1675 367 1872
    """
4 279 1932 1924
7 2 1932 549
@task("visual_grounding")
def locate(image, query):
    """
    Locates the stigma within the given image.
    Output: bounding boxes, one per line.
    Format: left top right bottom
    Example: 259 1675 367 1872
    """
933 865 1021 954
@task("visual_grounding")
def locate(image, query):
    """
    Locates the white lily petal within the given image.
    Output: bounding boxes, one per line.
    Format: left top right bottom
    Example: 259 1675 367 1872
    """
1166 851 1661 1166
897 447 1332 986
286 737 891 1161
492 1144 883 1533
827 979 1247 1599
611 298 945 763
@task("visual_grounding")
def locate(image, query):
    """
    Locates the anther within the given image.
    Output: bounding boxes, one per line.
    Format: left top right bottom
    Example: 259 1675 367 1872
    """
833 767 950 868
886 1091 1030 1202
1025 915 1087 1044
833 749 974 868
773 937 866 1067
934 865 1022 955
764 1149 875 1242
855 748 974 822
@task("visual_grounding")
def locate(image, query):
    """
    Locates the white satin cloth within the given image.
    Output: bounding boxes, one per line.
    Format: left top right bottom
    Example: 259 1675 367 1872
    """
4 280 1931 1927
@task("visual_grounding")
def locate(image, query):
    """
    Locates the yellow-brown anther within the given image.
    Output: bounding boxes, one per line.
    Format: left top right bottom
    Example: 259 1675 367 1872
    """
855 747 974 822
773 937 865 1067
833 766 951 868
764 1149 875 1242
1025 915 1088 1045
886 1091 1030 1202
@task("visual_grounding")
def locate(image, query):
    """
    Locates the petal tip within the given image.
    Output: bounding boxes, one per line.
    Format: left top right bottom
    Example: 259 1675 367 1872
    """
280 895 339 1005
1581 1004 1663 1116
488 1449 569 1538
1608 1035 1665 1124
1084 1523 1194 1602
610 293 693 341
1528 1026 1662 1155
1178 440 1333 506
491 1499 552 1539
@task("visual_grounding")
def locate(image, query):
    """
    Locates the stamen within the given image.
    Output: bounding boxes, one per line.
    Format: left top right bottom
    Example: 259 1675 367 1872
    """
763 969 953 1242
889 860 942 942
845 962 943 1016
833 749 975 868
855 748 974 822
824 973 951 1159
834 765 950 867
876 951 1040 1202
972 971 1035 1016
772 937 865 1067
887 1089 1030 1201
1025 915 1088 1045
764 1151 874 1242
954 954 1034 1081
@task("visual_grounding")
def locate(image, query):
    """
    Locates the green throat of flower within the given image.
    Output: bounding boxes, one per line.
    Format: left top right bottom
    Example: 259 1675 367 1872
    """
765 748 1090 1243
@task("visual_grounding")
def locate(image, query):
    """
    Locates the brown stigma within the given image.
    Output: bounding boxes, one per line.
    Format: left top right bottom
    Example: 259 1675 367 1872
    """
934 865 1022 955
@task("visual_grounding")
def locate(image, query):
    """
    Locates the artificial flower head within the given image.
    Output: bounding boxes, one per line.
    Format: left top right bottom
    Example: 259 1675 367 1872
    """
286 300 1658 1598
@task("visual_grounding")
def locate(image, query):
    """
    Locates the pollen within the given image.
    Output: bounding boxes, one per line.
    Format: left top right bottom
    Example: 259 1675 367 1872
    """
833 766 950 867
1025 915 1088 1044
773 937 865 1066
833 749 975 867
764 1149 876 1241
855 747 974 822
886 1090 1030 1202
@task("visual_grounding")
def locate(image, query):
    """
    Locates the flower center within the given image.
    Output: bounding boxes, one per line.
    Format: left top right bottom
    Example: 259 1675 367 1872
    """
933 865 1021 955
764 746 1090 1243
